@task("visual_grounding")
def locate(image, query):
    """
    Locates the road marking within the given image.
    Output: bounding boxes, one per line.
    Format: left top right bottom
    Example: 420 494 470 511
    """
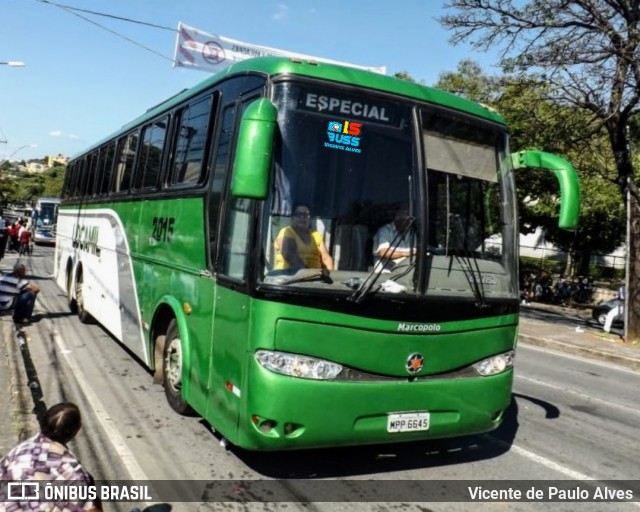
484 439 640 509
52 329 151 492
508 442 594 480
515 374 640 416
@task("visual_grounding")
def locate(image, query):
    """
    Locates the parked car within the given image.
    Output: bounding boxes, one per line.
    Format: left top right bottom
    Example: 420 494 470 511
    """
592 298 624 326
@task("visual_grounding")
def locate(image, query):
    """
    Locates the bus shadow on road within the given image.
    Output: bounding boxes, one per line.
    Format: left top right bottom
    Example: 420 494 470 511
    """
230 396 523 479
15 329 48 429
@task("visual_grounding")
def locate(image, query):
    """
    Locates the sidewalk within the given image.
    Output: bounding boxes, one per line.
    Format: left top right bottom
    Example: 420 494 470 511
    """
518 301 640 371
0 316 40 456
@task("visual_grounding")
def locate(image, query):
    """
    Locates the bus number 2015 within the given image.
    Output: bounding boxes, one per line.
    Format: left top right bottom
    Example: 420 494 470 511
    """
152 217 175 243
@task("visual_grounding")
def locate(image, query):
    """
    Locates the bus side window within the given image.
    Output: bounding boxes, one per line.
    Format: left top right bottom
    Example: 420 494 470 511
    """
75 158 87 199
62 162 74 199
97 142 116 195
208 105 237 268
84 151 99 198
169 95 213 187
218 99 258 281
113 132 138 193
134 116 168 190
219 198 253 280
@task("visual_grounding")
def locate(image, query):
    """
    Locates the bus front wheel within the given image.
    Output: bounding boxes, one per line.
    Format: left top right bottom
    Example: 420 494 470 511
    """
163 320 192 415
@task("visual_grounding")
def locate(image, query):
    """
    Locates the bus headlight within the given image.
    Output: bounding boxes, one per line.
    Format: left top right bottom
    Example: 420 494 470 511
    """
255 350 343 380
472 350 515 376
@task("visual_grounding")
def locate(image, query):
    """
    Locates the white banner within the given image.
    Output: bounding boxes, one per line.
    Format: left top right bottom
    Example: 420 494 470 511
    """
173 22 386 75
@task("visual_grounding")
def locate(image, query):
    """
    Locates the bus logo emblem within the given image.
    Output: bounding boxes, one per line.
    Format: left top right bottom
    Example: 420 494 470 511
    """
406 353 424 374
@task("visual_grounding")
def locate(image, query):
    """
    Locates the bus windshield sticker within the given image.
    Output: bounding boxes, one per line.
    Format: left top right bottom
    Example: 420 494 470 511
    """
324 120 363 154
300 91 400 125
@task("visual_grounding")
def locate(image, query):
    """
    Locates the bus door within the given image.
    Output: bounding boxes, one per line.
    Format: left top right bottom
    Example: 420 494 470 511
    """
207 200 252 440
205 93 259 439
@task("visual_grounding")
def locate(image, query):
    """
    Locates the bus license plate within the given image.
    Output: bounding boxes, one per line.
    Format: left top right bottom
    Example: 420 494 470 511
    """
387 412 430 433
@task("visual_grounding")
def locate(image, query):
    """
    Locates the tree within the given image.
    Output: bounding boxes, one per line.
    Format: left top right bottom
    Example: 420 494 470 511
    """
42 166 66 197
393 71 418 83
435 59 499 103
440 0 640 342
0 164 65 205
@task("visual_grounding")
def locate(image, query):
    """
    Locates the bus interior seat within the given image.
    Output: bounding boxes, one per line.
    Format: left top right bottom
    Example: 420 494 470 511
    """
333 223 369 271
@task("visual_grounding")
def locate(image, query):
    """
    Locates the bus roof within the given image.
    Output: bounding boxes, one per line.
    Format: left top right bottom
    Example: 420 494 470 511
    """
72 57 506 159
36 197 61 204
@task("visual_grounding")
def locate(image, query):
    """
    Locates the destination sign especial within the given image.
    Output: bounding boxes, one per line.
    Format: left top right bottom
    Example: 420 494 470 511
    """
303 93 397 123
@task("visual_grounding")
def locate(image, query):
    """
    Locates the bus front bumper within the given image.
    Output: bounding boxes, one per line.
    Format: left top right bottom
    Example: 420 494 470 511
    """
238 361 513 451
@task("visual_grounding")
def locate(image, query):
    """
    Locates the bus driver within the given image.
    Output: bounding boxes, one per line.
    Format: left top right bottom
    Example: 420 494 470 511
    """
373 206 416 271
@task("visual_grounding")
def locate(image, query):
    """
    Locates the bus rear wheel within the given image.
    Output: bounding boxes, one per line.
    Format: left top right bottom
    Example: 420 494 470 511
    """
67 268 78 314
163 320 192 415
76 272 93 324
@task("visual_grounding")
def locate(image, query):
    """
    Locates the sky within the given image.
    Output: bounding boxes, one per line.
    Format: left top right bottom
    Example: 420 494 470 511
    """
0 0 502 162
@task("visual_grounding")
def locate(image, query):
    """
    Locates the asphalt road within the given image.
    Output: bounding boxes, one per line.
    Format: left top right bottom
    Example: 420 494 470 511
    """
3 246 640 512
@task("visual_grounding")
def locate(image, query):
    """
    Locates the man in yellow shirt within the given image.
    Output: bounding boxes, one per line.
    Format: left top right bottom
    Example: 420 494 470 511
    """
274 204 334 271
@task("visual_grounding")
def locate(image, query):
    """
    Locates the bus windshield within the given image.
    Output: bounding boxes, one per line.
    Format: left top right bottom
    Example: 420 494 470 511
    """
34 202 58 227
260 81 516 302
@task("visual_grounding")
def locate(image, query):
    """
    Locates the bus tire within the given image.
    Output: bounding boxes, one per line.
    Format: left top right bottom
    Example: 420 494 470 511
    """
76 272 93 324
67 267 78 314
163 320 193 415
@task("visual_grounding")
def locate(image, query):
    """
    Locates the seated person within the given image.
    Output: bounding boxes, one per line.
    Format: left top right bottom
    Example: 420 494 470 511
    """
274 204 334 271
0 402 102 511
0 262 40 324
373 206 416 271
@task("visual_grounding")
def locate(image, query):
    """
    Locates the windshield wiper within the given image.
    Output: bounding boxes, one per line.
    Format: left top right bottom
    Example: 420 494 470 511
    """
348 216 415 303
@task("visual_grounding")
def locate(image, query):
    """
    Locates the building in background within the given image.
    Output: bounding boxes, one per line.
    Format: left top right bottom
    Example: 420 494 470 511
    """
45 154 68 167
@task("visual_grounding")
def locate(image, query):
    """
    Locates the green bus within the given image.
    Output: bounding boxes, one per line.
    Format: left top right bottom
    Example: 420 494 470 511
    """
54 57 579 451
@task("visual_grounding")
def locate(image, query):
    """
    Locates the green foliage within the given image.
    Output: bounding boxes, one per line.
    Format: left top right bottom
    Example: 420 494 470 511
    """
520 255 565 275
435 59 499 103
42 166 66 197
0 163 65 205
394 71 417 83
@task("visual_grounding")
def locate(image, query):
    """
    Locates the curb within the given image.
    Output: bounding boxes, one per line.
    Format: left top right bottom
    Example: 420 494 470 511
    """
0 317 40 455
519 333 640 372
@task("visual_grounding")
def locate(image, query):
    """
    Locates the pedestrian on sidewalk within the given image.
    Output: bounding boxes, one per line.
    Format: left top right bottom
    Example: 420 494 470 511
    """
7 219 22 253
18 225 32 255
0 402 102 511
0 261 40 324
604 285 625 333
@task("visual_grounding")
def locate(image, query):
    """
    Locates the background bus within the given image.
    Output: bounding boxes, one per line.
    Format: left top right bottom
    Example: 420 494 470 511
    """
54 57 579 451
31 196 60 245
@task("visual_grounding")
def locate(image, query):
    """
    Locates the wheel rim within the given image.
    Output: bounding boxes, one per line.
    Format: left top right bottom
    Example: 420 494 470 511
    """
165 337 183 392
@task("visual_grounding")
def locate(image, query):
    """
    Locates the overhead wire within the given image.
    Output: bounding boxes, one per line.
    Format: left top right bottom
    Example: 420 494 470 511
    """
31 0 177 62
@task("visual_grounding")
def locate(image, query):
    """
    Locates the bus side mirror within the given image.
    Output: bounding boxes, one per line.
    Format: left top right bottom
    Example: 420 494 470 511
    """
231 98 277 199
511 150 580 231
